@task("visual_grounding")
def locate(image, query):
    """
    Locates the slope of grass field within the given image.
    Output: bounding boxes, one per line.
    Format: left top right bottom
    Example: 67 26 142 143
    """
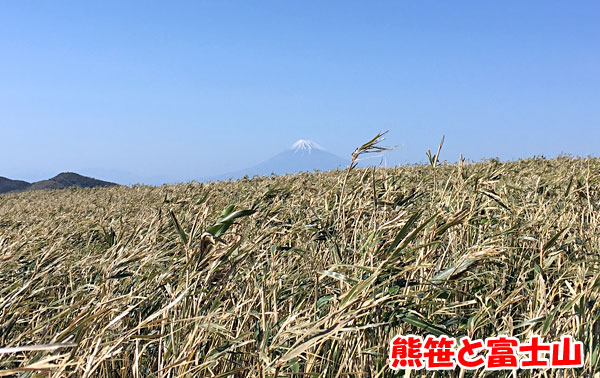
0 156 599 376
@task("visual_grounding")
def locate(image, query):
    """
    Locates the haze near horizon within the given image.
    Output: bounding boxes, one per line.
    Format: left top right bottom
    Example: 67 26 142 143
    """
1 1 599 185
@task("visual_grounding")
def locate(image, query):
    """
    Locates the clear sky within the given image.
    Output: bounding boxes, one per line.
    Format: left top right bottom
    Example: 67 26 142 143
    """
1 1 599 184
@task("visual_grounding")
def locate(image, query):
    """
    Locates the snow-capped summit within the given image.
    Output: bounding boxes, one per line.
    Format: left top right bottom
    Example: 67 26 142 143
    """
291 139 324 153
209 139 349 181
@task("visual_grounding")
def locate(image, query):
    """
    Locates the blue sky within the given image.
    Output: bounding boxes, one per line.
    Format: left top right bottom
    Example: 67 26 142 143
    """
1 1 599 184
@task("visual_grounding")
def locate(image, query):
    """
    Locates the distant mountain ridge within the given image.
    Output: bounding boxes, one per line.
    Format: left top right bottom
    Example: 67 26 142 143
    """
0 177 30 193
209 139 349 181
0 172 117 194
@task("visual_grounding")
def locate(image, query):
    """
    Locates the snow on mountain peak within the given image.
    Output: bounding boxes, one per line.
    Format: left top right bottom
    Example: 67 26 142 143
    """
291 140 324 153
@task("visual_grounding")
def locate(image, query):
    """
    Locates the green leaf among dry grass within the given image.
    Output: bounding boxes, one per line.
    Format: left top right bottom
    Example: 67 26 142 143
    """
0 154 598 377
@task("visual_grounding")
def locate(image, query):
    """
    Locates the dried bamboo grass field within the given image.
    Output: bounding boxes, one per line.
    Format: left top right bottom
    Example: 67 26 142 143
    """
0 156 599 376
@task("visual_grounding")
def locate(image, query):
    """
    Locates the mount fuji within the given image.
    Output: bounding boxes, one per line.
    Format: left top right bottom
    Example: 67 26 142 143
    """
209 140 349 181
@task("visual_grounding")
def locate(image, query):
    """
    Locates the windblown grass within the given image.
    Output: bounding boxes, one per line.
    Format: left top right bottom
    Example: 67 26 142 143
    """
0 156 599 377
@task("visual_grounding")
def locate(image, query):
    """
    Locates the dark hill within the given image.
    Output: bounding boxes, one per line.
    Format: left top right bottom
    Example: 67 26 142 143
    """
0 177 31 194
0 172 118 194
27 172 117 191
